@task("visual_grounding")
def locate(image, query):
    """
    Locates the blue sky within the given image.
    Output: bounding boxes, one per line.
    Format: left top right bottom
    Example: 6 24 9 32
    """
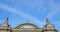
0 0 60 30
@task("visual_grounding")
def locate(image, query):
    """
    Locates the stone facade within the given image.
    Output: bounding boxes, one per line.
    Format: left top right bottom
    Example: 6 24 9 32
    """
0 18 57 32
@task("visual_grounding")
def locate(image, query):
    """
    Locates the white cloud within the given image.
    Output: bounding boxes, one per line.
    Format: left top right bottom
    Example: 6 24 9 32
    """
46 0 60 19
53 21 60 26
0 3 44 26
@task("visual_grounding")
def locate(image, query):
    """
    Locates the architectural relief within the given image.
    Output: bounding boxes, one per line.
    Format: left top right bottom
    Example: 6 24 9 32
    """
0 18 58 32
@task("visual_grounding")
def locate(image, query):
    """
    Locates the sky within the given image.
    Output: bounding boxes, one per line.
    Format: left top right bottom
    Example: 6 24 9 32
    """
0 0 60 30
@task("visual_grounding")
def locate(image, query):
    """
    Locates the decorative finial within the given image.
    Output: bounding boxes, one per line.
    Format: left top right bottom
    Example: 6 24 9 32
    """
5 17 8 25
1 17 9 27
46 18 50 24
46 18 49 22
27 20 29 23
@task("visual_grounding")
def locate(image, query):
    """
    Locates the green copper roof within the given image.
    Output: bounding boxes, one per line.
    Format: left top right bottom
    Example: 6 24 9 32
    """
14 22 39 29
